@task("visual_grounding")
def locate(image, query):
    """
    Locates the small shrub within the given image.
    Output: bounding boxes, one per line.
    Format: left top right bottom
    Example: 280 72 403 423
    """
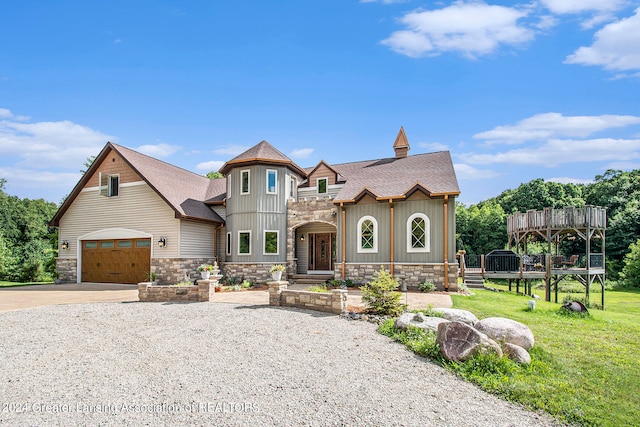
307 284 329 293
361 267 406 316
418 280 436 292
241 280 253 289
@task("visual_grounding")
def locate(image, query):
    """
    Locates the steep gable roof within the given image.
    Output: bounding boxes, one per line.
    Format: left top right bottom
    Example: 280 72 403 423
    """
331 150 459 203
51 142 224 226
219 140 307 177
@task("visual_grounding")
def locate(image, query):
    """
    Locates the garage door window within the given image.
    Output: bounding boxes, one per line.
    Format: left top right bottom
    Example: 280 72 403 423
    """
84 241 97 249
118 240 132 248
100 241 114 248
136 240 151 247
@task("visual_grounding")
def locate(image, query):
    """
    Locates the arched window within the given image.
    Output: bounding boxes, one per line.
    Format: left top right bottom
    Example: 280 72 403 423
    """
407 213 430 253
357 216 378 253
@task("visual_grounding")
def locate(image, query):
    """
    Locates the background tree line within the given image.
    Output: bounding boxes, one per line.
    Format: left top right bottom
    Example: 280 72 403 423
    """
456 170 640 285
0 179 58 282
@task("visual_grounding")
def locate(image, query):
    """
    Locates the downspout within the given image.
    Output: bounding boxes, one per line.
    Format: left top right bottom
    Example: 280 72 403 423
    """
341 203 346 279
389 199 394 277
443 195 449 291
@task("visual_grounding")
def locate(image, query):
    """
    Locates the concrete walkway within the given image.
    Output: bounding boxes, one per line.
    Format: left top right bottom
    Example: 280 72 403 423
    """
0 282 452 312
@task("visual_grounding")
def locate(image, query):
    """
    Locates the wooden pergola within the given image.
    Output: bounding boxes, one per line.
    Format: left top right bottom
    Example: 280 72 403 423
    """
507 206 607 307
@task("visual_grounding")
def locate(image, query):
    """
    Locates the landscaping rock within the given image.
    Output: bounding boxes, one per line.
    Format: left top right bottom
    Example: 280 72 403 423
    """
432 307 478 326
394 312 450 332
474 317 535 350
503 343 531 365
437 321 503 362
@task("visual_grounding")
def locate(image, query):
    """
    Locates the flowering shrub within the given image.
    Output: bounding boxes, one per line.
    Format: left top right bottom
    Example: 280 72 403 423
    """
197 264 215 272
269 264 286 273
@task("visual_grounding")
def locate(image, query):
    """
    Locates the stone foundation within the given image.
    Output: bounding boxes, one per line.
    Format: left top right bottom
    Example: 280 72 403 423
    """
138 280 215 302
268 281 347 314
152 258 217 285
337 263 459 291
55 258 77 283
222 263 287 283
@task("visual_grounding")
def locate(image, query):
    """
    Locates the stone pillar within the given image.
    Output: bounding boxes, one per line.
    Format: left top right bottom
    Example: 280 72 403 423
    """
268 281 288 306
197 279 215 301
138 282 151 302
330 289 348 314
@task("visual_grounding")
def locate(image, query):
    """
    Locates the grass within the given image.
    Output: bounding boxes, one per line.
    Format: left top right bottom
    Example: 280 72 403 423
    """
449 288 640 426
0 281 54 288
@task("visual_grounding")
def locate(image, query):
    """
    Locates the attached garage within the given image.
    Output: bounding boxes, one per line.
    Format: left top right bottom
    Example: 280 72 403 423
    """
81 238 151 284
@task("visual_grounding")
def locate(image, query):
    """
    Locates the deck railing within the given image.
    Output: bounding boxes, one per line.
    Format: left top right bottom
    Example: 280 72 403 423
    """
507 206 607 234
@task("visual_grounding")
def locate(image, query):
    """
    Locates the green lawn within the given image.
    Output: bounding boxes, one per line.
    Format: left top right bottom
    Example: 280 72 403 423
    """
0 281 54 288
449 288 640 427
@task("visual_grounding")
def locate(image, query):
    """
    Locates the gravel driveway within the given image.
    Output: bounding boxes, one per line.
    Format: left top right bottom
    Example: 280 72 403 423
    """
0 302 559 426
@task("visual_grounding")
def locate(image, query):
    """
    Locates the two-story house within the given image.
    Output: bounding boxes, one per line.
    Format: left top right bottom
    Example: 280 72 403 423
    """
51 128 460 290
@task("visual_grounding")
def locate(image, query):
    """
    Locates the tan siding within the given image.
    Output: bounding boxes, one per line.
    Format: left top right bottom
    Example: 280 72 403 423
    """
84 148 142 188
180 220 215 258
308 163 337 186
58 183 180 259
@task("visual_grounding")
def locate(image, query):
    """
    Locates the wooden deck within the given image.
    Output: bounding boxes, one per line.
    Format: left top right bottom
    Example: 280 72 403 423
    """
508 206 606 234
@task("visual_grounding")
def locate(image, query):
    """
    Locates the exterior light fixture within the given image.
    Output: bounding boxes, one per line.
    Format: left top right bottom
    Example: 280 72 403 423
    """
158 237 167 248
300 234 305 242
61 240 69 250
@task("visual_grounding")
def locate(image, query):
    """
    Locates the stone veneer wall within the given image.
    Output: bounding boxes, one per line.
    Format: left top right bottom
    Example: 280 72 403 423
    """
152 258 216 285
55 258 77 283
338 263 459 291
138 280 215 302
268 281 347 314
221 263 286 283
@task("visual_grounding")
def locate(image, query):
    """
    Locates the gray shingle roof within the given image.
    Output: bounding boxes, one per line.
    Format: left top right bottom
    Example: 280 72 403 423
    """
219 140 307 176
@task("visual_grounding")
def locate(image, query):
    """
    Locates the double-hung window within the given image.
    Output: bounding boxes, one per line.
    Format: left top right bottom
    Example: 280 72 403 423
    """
241 170 250 195
266 169 277 194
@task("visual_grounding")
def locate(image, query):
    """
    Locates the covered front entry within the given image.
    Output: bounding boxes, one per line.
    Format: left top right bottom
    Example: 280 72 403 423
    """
308 232 336 272
81 238 151 284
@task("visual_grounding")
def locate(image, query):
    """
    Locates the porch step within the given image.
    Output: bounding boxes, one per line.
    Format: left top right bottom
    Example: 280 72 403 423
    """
290 274 333 286
464 273 485 289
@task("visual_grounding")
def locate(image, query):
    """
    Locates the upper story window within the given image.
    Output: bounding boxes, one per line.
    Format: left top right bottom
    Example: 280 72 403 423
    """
227 175 232 199
241 170 250 195
289 176 297 199
99 172 119 197
317 178 328 195
407 213 430 253
266 169 277 194
357 215 378 253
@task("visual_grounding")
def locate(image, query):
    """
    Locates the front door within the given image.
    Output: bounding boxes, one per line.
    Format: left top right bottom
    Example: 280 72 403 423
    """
314 233 332 271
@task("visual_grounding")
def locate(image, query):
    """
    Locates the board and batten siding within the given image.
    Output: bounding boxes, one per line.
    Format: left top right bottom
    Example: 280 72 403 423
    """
179 220 215 258
336 194 456 264
226 212 287 263
58 182 180 259
295 222 337 274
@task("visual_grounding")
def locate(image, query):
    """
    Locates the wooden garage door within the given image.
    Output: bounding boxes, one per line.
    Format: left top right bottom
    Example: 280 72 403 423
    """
82 239 151 284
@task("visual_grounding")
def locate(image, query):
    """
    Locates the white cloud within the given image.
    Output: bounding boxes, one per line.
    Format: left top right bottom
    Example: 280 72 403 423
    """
0 118 114 168
461 138 640 166
380 1 534 58
213 145 250 156
453 163 500 179
0 167 80 191
565 8 640 72
136 142 180 158
290 148 314 159
196 160 225 172
540 0 628 15
418 141 449 151
547 176 594 185
0 108 12 118
474 112 640 144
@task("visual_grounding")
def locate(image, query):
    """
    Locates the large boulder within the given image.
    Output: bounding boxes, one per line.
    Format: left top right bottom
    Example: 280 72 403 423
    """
437 321 503 362
432 308 478 326
474 317 535 350
503 343 531 365
395 312 450 333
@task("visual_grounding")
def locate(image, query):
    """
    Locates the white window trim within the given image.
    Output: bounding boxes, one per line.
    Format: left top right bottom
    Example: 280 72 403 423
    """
357 215 378 253
240 169 250 195
238 230 251 256
226 232 232 256
227 175 232 199
289 176 297 200
263 230 279 256
317 177 328 195
407 213 431 253
266 169 278 195
108 174 120 197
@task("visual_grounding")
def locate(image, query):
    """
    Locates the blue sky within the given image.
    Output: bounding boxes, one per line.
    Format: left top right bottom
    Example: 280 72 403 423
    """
1 0 639 205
